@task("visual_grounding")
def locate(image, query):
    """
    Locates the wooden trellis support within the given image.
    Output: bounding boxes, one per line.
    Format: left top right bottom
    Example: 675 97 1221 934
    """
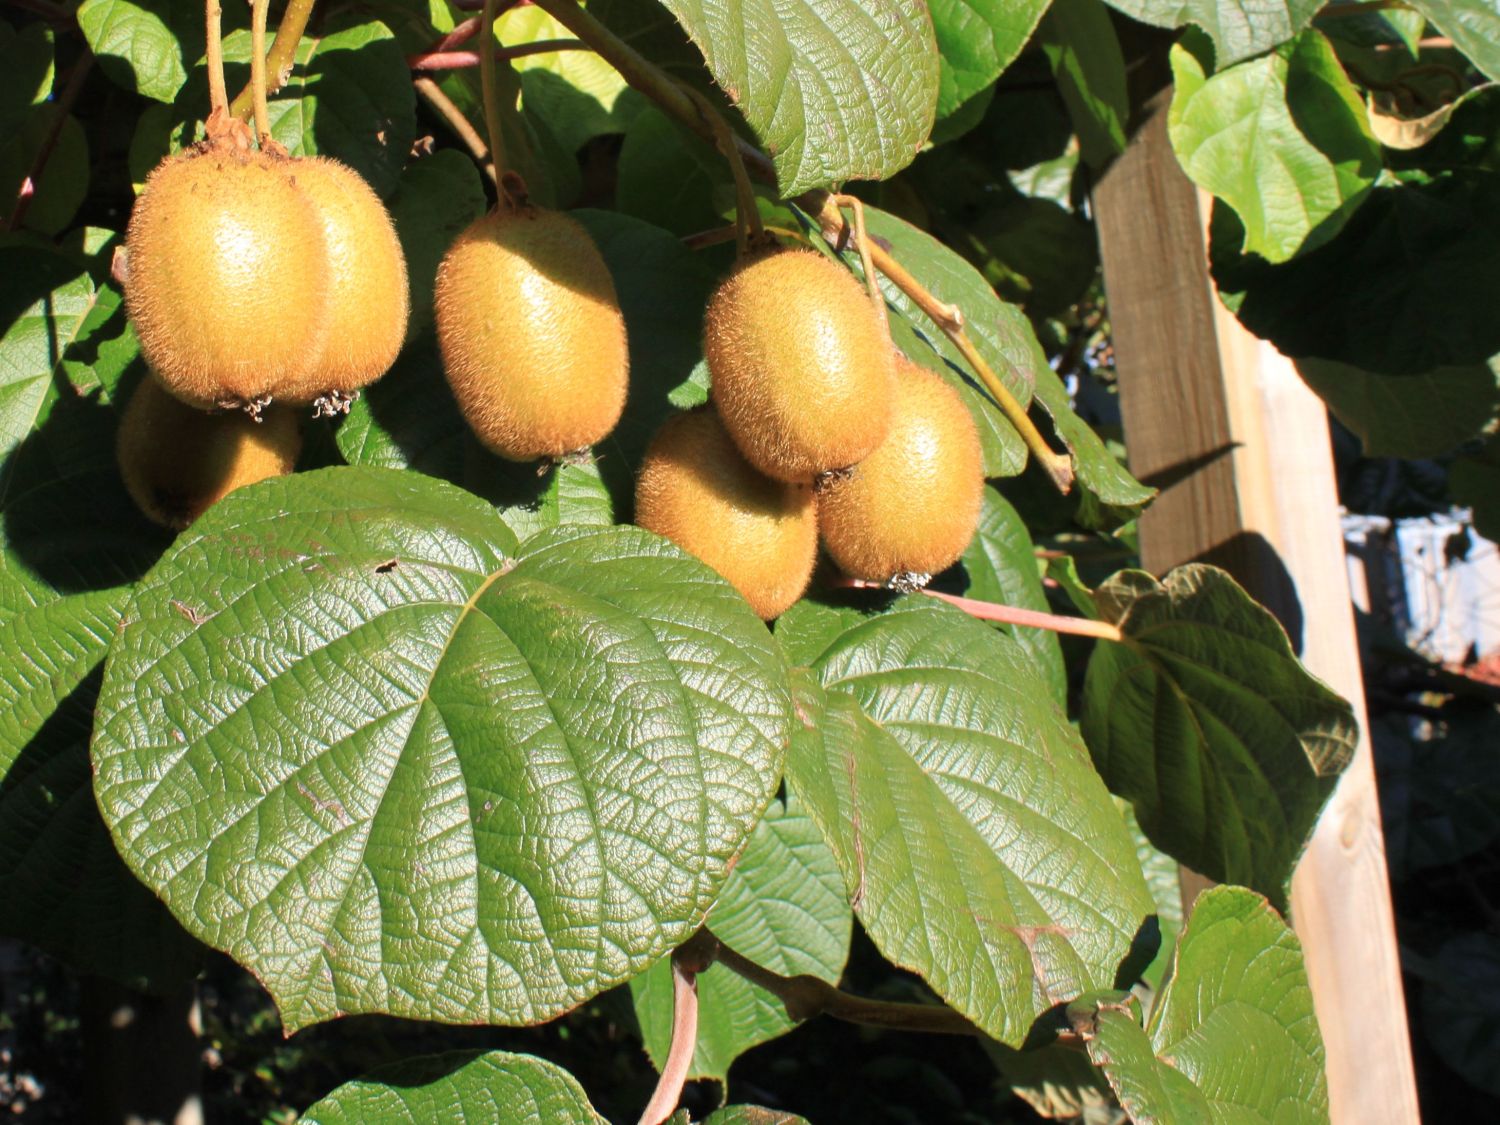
1092 96 1421 1122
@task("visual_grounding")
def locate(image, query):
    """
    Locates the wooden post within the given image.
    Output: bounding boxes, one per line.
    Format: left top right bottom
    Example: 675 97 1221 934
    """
1092 95 1420 1123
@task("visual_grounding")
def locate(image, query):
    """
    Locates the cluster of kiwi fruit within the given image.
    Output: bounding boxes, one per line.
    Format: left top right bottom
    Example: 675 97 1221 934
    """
118 130 409 528
636 243 985 620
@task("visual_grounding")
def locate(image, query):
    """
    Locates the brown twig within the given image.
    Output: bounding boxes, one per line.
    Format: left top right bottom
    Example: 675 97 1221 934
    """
5 52 93 233
709 932 983 1036
413 76 498 183
408 39 588 70
230 0 316 121
837 578 1122 641
638 934 716 1125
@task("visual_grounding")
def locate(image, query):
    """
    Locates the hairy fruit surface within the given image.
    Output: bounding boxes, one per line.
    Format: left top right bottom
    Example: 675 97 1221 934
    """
116 376 303 530
434 206 628 461
818 359 983 581
635 409 818 620
281 156 409 403
122 146 330 409
704 248 896 482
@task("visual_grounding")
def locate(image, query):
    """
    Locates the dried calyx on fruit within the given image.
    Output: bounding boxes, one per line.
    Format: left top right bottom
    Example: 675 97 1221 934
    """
434 202 628 461
704 247 896 483
818 358 984 584
116 376 302 530
122 137 408 417
634 408 818 621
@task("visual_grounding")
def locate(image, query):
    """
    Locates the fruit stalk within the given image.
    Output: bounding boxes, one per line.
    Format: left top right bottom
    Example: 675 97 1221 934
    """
831 193 890 342
479 0 515 206
231 0 317 121
204 0 228 116
679 82 764 254
250 0 272 144
530 0 1078 495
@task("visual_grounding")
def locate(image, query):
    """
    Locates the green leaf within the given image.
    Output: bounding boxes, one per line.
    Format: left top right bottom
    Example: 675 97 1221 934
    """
1420 931 1500 1096
705 1109 811 1124
1211 174 1500 375
388 151 488 339
501 5 636 152
616 106 728 238
959 485 1066 708
1100 0 1321 68
929 0 1049 124
784 599 1155 1046
984 1038 1120 1121
1087 886 1328 1123
820 205 1039 477
1407 0 1500 83
632 793 851 1080
654 0 939 194
1038 0 1129 167
0 21 54 132
1117 799 1181 993
1080 565 1356 911
0 106 87 236
78 0 190 103
299 1050 607 1123
1169 30 1380 263
1295 355 1500 458
91 467 793 1032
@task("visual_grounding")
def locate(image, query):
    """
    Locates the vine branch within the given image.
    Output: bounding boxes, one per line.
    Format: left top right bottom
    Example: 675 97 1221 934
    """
413 77 498 183
708 931 983 1036
527 0 1077 494
837 579 1123 641
230 0 316 121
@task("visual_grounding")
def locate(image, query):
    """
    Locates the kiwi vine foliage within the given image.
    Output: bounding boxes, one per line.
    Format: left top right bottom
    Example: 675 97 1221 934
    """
2 0 1497 1118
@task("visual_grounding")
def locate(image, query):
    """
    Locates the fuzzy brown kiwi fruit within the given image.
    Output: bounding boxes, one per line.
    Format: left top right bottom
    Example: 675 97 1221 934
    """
122 145 329 410
280 156 409 407
434 206 628 461
635 409 818 620
116 376 303 530
817 358 984 582
704 247 896 483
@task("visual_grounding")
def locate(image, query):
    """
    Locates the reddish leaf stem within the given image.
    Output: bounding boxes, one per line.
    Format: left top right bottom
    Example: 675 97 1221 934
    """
837 578 1123 641
408 39 587 70
638 942 710 1125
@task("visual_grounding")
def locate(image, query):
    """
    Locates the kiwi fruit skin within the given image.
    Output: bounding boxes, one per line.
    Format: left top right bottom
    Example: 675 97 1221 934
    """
123 147 330 409
434 206 628 461
116 375 303 530
281 156 410 403
704 248 896 483
635 409 818 620
818 359 984 582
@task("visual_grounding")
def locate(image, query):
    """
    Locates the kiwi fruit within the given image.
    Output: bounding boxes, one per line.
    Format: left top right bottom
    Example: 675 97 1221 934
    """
434 206 628 461
704 248 896 482
281 156 409 409
817 358 984 582
123 146 329 410
635 409 818 620
117 375 303 530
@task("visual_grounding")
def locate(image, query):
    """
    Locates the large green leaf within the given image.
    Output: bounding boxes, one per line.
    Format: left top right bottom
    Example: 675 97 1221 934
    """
1407 0 1500 83
958 485 1066 708
1169 30 1380 263
929 0 1049 124
78 0 192 103
784 598 1154 1046
1100 0 1320 68
0 20 54 132
1085 886 1328 1123
502 6 637 153
1080 566 1356 911
387 150 487 340
299 1050 606 1123
616 106 729 237
632 792 851 1080
654 0 939 194
0 106 87 236
91 467 793 1032
1295 355 1500 459
1211 174 1500 375
1037 0 1129 167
